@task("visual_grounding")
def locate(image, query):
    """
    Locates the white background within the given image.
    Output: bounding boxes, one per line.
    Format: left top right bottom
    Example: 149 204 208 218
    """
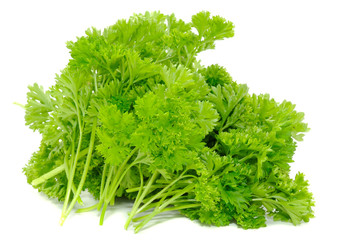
1 0 338 239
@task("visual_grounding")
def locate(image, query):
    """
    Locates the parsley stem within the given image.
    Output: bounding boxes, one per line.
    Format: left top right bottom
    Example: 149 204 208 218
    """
76 203 99 213
104 148 139 203
63 118 98 221
60 94 84 225
31 164 65 186
13 101 25 109
106 149 140 203
135 199 198 215
97 164 115 211
62 148 83 206
31 146 89 186
60 127 83 225
134 184 195 233
98 148 138 225
99 162 108 199
142 188 186 205
125 184 175 193
132 202 200 222
99 202 109 225
124 170 159 230
135 171 188 215
210 141 219 151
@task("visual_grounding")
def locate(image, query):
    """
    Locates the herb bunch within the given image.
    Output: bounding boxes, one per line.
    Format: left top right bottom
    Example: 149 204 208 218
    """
23 11 314 232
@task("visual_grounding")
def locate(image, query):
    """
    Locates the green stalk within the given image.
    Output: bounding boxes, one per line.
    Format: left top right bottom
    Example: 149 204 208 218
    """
133 202 201 222
124 170 159 230
99 202 109 225
31 165 65 186
125 172 195 230
76 163 113 213
13 101 25 109
148 184 178 208
60 120 84 225
162 203 200 212
103 165 126 204
97 164 115 211
99 148 138 225
135 172 190 216
130 164 144 210
31 147 91 187
125 184 168 193
63 150 84 206
132 199 198 220
61 118 98 223
134 210 158 232
105 148 140 203
134 184 195 233
76 203 99 213
99 162 108 198
158 184 195 211
210 141 219 152
125 178 193 193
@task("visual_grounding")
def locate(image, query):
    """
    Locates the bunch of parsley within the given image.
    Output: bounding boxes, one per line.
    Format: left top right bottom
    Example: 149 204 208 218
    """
23 11 314 232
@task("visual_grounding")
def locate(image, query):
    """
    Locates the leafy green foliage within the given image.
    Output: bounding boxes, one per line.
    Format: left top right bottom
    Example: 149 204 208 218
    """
22 11 314 232
97 105 137 165
199 64 233 87
23 143 68 201
25 83 56 133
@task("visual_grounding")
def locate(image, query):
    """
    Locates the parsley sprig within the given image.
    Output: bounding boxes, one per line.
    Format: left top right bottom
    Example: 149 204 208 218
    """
23 11 314 232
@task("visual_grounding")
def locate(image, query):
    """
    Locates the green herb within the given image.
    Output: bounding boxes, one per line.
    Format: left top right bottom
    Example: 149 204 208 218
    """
23 11 314 232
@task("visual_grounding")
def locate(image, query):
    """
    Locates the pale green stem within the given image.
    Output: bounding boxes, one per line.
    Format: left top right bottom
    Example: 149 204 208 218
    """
97 164 115 211
135 172 188 215
13 102 25 109
63 151 84 206
99 148 139 225
30 147 90 187
133 203 201 222
105 148 140 203
134 184 195 233
32 165 65 186
125 184 168 193
60 119 83 224
124 170 159 230
132 199 198 219
61 118 98 224
99 162 108 198
76 203 99 213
